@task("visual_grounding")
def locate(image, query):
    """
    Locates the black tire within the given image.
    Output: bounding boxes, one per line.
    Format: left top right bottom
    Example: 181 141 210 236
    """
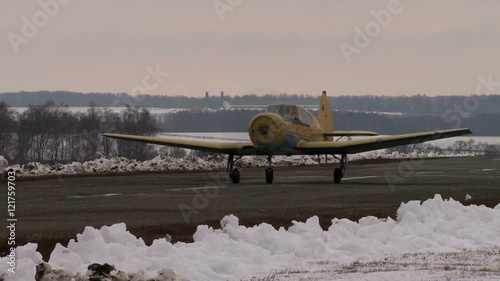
265 168 274 184
230 168 240 184
334 168 342 184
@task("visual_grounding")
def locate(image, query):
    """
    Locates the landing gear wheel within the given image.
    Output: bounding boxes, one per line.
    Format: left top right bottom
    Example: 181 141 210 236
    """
265 168 274 184
333 153 347 184
227 154 242 184
334 168 342 184
230 168 240 184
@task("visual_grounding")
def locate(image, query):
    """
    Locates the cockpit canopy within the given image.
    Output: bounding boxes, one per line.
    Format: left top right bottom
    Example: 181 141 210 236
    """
266 104 318 128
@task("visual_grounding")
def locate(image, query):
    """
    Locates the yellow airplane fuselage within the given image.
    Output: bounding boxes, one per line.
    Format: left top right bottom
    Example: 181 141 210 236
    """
248 112 324 154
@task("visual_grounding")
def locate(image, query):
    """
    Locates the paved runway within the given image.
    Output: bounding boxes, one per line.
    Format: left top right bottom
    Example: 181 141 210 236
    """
2 157 499 258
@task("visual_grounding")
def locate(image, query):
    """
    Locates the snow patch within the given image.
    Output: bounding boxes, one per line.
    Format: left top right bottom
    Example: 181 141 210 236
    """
0 243 42 281
1 195 500 281
342 176 380 181
0 155 7 170
67 193 122 199
3 151 474 179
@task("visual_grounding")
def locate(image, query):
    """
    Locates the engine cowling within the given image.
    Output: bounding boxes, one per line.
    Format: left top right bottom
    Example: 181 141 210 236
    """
248 113 286 150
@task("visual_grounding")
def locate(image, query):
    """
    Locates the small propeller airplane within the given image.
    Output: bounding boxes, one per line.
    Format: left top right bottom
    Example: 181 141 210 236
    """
104 91 472 184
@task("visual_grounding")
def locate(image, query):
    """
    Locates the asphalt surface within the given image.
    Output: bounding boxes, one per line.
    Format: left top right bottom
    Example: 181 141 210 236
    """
1 156 499 258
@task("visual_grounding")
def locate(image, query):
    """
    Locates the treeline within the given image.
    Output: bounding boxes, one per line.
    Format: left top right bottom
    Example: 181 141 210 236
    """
158 110 500 136
0 102 158 164
334 112 500 136
1 101 499 165
2 91 500 114
160 110 257 132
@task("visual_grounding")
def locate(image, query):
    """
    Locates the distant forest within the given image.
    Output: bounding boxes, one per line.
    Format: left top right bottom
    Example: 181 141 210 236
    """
2 91 500 114
1 92 500 164
1 101 499 164
160 110 500 136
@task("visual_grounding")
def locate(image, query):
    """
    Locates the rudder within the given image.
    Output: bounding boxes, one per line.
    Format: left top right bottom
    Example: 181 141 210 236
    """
317 90 334 132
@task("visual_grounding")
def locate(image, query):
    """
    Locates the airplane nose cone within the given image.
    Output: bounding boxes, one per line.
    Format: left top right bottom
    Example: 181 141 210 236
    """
249 113 286 147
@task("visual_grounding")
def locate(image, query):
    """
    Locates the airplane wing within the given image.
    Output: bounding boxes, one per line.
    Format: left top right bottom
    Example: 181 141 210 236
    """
297 128 472 154
323 131 378 137
160 133 247 142
103 133 257 155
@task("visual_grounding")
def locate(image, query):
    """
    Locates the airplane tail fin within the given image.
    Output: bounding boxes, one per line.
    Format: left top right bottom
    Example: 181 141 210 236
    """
317 91 334 132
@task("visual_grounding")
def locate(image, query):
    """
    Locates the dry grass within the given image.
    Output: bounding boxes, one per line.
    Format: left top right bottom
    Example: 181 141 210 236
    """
255 247 500 280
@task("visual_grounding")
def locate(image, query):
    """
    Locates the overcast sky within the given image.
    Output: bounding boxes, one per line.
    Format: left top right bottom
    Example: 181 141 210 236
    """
1 0 499 97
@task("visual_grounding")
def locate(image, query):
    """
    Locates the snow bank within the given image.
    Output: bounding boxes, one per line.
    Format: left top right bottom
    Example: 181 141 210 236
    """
1 195 499 281
0 244 42 281
0 155 7 170
3 150 472 178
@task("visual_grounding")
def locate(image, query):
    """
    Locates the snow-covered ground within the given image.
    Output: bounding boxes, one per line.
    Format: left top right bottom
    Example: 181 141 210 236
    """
261 247 500 280
1 195 499 281
2 150 475 178
0 155 8 170
9 107 189 115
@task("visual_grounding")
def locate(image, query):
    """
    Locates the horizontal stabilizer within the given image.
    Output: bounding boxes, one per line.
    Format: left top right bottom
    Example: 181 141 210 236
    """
323 131 379 137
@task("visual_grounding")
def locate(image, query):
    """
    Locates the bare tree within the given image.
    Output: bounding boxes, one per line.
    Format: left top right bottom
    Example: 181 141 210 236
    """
116 106 158 160
0 102 17 161
3 102 158 164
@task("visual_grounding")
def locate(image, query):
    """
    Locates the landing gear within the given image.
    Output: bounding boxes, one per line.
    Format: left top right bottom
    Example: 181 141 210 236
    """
265 155 274 184
227 154 242 184
333 168 342 184
230 168 240 183
333 153 347 184
265 168 273 184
